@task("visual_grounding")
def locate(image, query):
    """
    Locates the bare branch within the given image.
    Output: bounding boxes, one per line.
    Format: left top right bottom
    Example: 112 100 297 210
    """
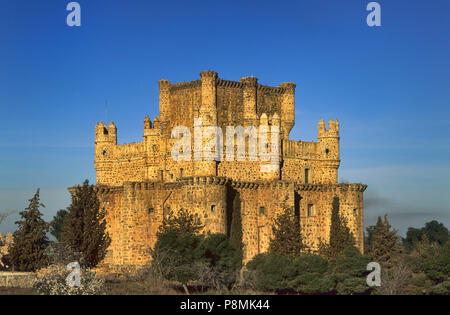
0 210 16 225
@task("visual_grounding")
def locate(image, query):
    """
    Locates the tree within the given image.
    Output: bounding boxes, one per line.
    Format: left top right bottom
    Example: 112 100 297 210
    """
197 233 242 290
50 209 68 242
367 215 402 269
372 258 415 295
403 220 449 251
152 210 205 294
422 220 449 245
246 252 335 294
157 208 204 236
404 236 450 294
6 189 49 271
269 204 306 258
229 193 243 261
333 247 371 295
151 231 204 294
245 253 295 292
61 180 110 268
403 227 423 251
152 209 242 293
291 254 334 294
319 196 355 260
364 225 376 255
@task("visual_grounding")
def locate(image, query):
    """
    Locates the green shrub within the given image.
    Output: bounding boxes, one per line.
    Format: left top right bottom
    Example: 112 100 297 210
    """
245 253 295 292
197 233 242 289
333 247 371 295
151 231 203 288
290 254 334 294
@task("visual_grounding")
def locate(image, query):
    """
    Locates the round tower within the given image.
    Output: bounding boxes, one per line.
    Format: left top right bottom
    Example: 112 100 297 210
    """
195 71 219 176
94 121 117 185
143 115 161 181
318 118 340 183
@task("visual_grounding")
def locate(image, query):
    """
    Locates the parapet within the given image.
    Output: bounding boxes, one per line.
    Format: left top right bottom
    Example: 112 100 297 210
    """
200 70 218 79
95 121 117 144
318 119 339 138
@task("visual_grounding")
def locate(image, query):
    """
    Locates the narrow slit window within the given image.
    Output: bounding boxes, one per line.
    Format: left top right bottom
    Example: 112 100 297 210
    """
307 204 314 217
305 168 310 184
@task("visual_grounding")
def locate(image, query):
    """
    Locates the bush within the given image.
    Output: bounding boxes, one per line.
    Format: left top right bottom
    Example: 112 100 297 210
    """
197 233 242 290
33 264 105 295
151 231 203 293
245 253 295 292
333 247 371 295
245 248 373 295
290 254 334 294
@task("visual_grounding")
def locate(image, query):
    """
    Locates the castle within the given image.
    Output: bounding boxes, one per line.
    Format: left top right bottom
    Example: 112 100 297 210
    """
94 71 366 267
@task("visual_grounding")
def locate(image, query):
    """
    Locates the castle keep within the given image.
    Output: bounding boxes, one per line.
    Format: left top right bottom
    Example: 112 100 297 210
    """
94 71 367 266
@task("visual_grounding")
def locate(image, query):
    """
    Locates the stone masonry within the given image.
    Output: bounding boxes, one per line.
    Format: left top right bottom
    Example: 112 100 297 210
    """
92 71 367 267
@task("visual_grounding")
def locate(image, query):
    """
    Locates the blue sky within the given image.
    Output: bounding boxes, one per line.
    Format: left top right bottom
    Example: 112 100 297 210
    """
0 0 449 236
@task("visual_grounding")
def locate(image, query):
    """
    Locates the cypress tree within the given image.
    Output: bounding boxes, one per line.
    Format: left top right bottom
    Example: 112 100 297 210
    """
61 180 110 268
319 196 355 260
368 215 402 269
49 209 68 242
269 204 306 258
7 189 49 271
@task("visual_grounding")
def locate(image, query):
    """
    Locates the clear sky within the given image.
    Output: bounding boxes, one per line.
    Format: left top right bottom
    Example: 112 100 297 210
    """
0 0 449 236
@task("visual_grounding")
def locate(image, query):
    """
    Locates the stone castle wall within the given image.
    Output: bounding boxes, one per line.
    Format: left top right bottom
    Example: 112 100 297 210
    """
92 71 367 266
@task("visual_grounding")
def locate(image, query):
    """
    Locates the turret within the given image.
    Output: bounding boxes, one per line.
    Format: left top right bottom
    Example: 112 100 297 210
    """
271 112 281 127
144 115 159 139
94 122 117 184
257 113 281 179
241 76 258 127
279 82 296 140
195 71 219 177
199 71 218 126
108 122 117 144
259 113 268 126
153 116 161 129
143 115 161 180
318 118 340 182
144 114 152 129
95 121 117 145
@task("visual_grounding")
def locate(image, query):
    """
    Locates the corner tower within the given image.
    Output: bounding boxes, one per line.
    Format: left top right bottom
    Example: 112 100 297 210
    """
318 119 340 182
279 82 296 139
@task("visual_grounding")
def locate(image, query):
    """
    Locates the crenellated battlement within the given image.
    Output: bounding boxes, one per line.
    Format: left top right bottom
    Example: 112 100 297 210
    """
95 72 343 187
318 118 340 138
92 71 366 266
